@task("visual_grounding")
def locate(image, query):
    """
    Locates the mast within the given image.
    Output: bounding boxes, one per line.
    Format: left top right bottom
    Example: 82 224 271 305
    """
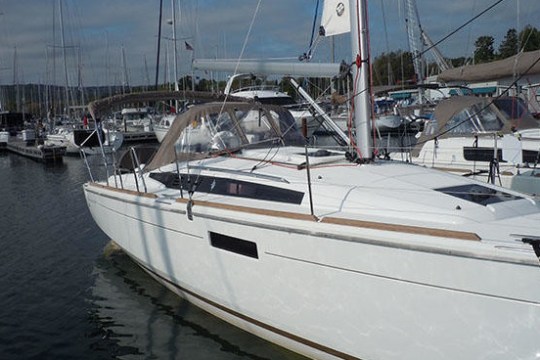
349 0 372 160
404 0 424 85
171 0 179 110
58 0 71 114
421 31 451 72
155 0 164 90
13 47 20 113
121 45 129 94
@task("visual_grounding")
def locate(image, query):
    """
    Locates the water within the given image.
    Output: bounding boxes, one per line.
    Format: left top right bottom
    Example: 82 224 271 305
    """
0 152 305 360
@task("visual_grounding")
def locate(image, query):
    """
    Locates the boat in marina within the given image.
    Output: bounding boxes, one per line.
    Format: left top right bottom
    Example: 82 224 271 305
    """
153 114 177 143
119 107 155 132
192 65 339 138
114 107 158 144
83 1 540 359
220 72 317 135
151 73 312 143
46 125 124 156
389 95 540 195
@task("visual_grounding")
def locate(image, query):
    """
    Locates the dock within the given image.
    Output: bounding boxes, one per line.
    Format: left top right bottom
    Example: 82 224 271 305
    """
7 140 66 163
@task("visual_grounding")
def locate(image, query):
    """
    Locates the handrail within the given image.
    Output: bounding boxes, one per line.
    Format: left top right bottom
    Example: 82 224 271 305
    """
130 147 148 193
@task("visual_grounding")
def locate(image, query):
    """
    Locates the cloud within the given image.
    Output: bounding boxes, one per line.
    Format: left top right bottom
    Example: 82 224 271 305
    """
0 0 538 86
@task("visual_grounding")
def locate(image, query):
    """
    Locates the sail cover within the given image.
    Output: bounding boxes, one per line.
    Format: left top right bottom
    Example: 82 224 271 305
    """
437 50 540 82
320 0 350 36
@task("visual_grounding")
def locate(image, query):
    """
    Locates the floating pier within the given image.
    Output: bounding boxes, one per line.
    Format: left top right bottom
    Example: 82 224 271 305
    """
7 140 66 163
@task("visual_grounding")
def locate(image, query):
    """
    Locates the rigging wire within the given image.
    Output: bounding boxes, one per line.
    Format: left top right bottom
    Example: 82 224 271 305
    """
416 0 508 62
380 0 393 85
463 0 478 66
219 0 262 113
299 0 321 62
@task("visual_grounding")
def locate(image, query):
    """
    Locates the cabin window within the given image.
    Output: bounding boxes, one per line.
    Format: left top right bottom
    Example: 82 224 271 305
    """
237 109 275 144
494 97 528 120
150 172 305 204
209 232 258 259
443 109 479 135
474 104 503 131
443 104 503 135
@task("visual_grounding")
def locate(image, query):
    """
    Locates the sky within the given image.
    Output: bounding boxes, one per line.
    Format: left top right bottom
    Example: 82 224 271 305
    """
0 0 538 86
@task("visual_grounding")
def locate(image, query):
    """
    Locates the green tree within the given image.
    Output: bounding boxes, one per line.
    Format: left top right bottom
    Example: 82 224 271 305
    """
519 25 540 52
449 57 472 67
372 51 415 86
498 28 518 59
474 35 495 63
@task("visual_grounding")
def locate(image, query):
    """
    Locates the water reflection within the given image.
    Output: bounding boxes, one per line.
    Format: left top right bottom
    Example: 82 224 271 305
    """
88 242 305 360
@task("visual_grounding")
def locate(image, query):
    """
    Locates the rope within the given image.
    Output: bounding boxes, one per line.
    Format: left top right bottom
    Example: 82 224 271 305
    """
219 0 262 112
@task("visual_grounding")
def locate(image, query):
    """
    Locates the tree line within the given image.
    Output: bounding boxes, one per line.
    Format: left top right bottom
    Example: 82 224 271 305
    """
372 25 540 86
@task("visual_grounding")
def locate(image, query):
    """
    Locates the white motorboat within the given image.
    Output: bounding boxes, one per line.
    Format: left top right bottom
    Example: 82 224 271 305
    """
46 126 123 156
224 73 318 134
390 95 540 195
120 107 155 132
83 1 540 359
45 126 80 154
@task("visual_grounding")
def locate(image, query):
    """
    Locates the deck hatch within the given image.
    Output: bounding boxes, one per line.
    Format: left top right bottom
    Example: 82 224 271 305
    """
209 232 258 258
150 172 304 204
435 184 523 205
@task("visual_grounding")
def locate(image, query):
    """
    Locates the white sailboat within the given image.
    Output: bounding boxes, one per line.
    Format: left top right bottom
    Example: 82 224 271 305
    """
390 95 540 195
83 1 540 359
153 113 176 143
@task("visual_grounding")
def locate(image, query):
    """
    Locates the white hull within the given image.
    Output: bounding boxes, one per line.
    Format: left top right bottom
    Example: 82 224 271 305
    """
46 128 123 156
154 125 169 143
392 135 540 194
84 157 540 360
389 95 540 195
82 0 540 353
45 133 80 154
153 114 177 143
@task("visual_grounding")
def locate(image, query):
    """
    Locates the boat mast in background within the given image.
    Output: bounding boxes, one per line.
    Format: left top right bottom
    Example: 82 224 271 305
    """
170 0 179 111
404 0 424 85
58 0 71 114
